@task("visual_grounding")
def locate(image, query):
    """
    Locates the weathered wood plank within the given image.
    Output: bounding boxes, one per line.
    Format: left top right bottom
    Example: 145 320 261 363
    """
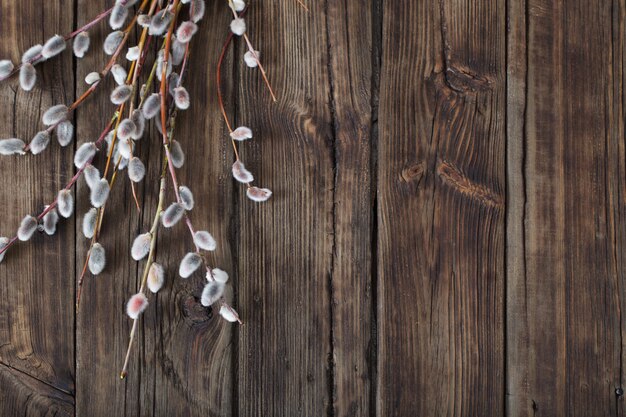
326 0 375 415
377 0 506 415
75 1 236 416
235 0 334 416
0 0 76 404
506 0 624 415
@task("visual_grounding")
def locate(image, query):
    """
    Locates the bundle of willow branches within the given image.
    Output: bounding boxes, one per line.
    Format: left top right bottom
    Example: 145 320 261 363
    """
0 0 279 378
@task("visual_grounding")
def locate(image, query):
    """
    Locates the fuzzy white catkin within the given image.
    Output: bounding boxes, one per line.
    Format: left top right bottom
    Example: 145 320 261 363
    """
230 126 253 141
56 120 74 146
149 9 173 36
173 87 190 110
111 64 127 86
142 93 161 119
128 157 145 183
176 21 198 43
21 45 43 64
74 142 97 168
57 189 74 218
0 60 13 78
232 160 253 183
73 31 90 58
89 243 106 275
41 35 66 59
126 46 140 61
244 50 260 68
230 18 246 36
211 268 229 283
0 139 26 155
219 305 239 322
171 39 185 65
85 71 100 85
90 179 110 208
246 186 272 202
232 0 246 12
42 105 69 126
83 164 101 189
156 51 172 81
117 119 136 140
109 4 128 30
117 139 134 159
169 140 185 168
19 63 36 91
104 31 124 55
161 202 184 228
30 131 50 155
137 14 151 28
17 215 37 241
179 186 194 210
0 237 8 264
191 0 206 23
131 110 145 139
43 208 59 236
131 232 151 261
147 263 165 293
126 293 148 319
179 252 202 278
194 231 216 251
201 281 225 307
82 208 98 239
111 84 132 105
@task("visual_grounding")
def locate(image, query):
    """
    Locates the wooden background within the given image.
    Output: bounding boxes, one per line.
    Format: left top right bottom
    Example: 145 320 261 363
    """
0 0 623 415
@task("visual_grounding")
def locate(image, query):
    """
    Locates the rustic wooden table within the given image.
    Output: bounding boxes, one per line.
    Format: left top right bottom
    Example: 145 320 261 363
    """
0 0 621 416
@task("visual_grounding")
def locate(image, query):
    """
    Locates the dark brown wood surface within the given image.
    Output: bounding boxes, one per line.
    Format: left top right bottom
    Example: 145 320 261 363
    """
0 0 624 416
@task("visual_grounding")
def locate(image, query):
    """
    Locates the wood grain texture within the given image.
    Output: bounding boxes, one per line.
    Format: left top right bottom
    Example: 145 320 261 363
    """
377 0 505 415
0 0 76 412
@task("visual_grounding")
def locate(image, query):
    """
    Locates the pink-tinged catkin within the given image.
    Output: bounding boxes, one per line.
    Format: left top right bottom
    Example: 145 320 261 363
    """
169 140 185 168
130 110 145 139
90 179 110 208
57 189 74 218
117 119 136 140
109 4 128 30
219 305 239 322
111 64 127 86
147 263 165 293
230 18 246 36
191 0 206 23
17 215 38 241
82 208 98 239
104 31 124 55
142 93 161 119
43 208 59 236
201 281 225 307
176 21 198 44
89 243 106 275
55 121 74 147
230 126 253 141
210 268 229 283
111 84 132 105
173 87 190 110
178 186 194 210
179 252 202 278
0 60 13 78
193 231 216 251
19 63 36 91
0 139 26 155
246 186 272 202
126 293 148 319
42 104 69 126
74 142 97 168
232 160 254 183
128 157 145 183
131 232 151 261
161 203 184 228
0 237 8 263
41 35 66 59
244 50 260 68
73 31 90 58
21 45 42 64
30 131 50 155
83 164 101 190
